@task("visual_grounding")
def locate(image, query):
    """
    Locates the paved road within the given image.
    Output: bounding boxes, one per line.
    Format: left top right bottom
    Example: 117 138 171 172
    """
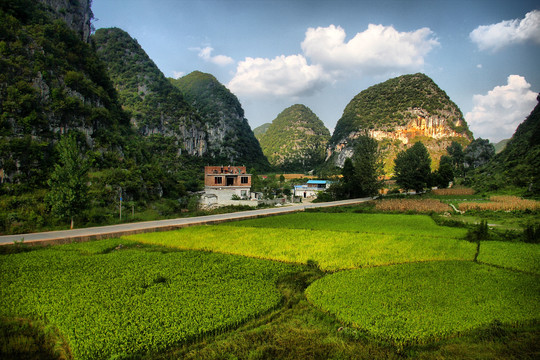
0 198 372 246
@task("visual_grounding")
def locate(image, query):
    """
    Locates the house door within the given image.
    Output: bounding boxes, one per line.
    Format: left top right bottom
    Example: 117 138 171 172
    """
226 177 235 186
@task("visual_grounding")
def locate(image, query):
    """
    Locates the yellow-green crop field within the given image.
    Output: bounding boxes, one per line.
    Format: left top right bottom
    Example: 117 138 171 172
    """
126 213 472 271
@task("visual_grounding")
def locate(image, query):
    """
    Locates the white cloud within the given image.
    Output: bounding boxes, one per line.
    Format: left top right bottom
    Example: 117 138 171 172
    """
470 10 540 51
476 64 483 69
227 54 330 97
465 75 538 142
196 46 234 66
172 71 185 79
228 23 439 98
301 24 439 76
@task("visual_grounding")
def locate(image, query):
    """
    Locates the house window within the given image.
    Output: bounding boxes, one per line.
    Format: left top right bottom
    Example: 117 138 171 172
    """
241 176 249 184
241 190 247 197
214 176 222 184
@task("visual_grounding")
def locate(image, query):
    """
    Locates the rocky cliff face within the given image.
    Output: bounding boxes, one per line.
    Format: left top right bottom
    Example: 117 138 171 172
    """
0 1 128 184
327 74 472 172
37 0 93 43
171 71 270 170
258 104 330 172
93 28 208 157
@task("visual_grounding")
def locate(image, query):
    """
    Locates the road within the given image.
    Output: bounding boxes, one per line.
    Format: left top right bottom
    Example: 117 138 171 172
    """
0 198 372 246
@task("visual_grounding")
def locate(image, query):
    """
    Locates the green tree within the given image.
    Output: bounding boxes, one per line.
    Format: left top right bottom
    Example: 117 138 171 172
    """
433 155 454 188
464 138 495 170
352 135 384 197
341 157 355 198
394 142 432 193
447 141 465 176
46 134 91 229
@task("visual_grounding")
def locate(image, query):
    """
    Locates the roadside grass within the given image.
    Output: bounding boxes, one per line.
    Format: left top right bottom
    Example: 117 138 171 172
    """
125 225 474 271
306 261 540 346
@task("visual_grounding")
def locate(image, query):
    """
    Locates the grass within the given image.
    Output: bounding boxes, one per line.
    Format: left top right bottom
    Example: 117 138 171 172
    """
125 224 474 271
306 261 540 346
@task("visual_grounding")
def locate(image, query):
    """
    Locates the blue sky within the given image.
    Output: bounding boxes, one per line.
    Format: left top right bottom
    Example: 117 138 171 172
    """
92 0 540 143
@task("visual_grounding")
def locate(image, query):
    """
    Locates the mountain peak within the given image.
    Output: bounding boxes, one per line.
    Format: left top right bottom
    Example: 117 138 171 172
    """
258 104 330 172
327 73 473 172
171 71 270 170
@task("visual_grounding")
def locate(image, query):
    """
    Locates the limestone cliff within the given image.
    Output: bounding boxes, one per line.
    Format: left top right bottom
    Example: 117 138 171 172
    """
37 0 93 43
0 1 128 184
93 28 208 157
327 74 472 172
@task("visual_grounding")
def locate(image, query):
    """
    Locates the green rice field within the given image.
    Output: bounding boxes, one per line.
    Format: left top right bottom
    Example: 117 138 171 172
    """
306 261 540 345
1 211 538 359
0 238 300 359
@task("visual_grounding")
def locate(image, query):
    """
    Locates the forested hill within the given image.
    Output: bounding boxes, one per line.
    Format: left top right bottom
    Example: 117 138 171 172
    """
253 123 271 138
327 73 473 172
170 71 271 170
0 0 129 186
93 28 208 157
468 95 540 196
0 1 208 234
257 104 330 172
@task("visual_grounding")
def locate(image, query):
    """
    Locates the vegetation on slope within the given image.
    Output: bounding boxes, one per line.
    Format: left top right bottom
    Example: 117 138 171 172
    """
0 1 129 187
0 2 209 234
466 96 540 196
170 71 270 170
253 122 271 138
93 28 202 142
257 104 330 172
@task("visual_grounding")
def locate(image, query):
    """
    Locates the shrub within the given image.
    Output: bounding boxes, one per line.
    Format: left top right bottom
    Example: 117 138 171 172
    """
523 223 540 244
467 219 490 242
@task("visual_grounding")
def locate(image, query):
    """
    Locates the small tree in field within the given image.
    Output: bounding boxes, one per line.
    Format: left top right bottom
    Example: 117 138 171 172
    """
394 141 431 193
46 134 91 229
352 135 384 197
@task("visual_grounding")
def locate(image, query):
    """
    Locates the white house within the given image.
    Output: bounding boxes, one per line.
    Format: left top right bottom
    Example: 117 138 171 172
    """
293 180 332 198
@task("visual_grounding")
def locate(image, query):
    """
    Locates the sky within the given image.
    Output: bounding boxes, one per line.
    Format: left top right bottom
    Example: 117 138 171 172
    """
91 0 540 143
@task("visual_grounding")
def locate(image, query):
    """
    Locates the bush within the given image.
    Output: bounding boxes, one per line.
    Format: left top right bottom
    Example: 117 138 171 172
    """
523 223 540 243
467 220 490 242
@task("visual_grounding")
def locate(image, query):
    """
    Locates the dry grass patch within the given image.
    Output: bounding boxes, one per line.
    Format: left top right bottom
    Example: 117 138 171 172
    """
459 196 540 212
431 187 475 196
375 198 452 213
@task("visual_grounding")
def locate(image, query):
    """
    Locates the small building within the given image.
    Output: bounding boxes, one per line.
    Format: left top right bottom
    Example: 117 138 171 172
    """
293 180 332 198
201 166 254 207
